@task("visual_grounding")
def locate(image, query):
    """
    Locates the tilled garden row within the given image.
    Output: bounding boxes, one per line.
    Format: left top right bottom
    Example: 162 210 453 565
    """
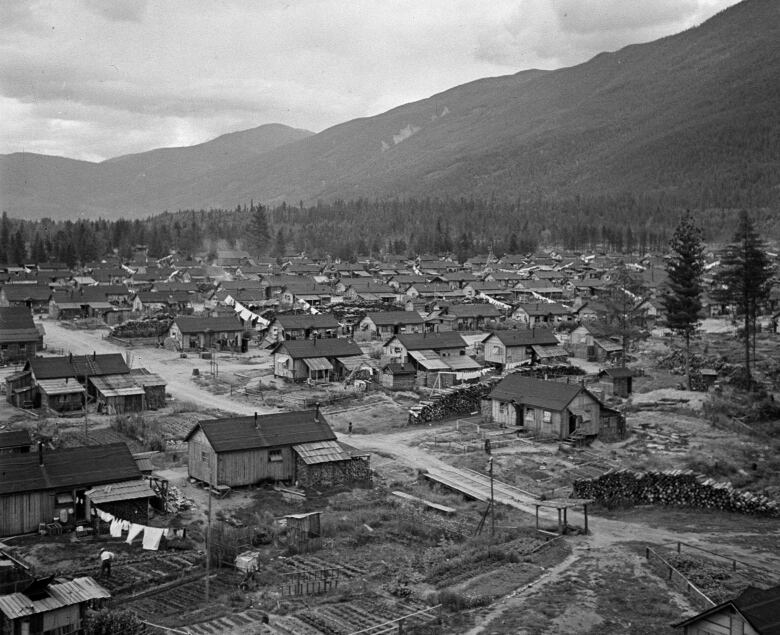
291 597 437 635
54 550 203 597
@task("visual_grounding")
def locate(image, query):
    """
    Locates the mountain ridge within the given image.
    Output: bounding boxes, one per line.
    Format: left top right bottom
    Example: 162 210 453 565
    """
2 0 778 218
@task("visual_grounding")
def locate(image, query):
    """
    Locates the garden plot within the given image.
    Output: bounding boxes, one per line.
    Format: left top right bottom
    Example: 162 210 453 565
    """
292 597 439 635
121 570 244 627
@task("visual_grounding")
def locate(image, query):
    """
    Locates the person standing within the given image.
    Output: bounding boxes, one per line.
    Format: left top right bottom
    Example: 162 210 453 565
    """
99 549 114 578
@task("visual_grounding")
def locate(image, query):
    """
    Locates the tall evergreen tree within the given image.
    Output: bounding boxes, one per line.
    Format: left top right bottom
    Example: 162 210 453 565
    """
662 213 705 389
713 211 774 388
0 212 10 264
11 229 26 265
247 204 271 256
603 262 648 365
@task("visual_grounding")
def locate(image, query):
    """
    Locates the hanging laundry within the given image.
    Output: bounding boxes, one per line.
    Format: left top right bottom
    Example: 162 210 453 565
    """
120 520 131 532
142 526 165 551
224 295 235 306
126 523 144 545
97 509 114 523
165 528 176 540
109 519 123 538
240 308 253 322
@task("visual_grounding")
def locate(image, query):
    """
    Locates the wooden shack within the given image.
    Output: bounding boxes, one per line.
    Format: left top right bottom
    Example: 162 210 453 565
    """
0 577 110 635
90 375 145 414
185 408 370 489
37 379 85 413
0 443 141 536
381 363 416 391
130 369 167 409
85 479 156 526
284 511 322 553
598 367 634 398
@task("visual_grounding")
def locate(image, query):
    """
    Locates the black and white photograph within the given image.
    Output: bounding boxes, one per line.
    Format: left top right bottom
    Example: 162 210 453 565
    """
0 1 778 633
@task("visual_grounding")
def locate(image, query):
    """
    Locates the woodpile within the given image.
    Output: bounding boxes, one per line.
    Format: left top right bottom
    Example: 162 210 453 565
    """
573 469 779 516
408 381 496 425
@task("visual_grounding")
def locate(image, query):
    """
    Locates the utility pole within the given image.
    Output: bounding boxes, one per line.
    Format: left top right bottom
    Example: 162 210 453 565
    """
83 360 89 443
205 463 213 602
489 457 495 538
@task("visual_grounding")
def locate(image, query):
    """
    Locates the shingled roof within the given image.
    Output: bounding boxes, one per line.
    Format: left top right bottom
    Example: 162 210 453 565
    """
274 314 340 329
26 354 130 380
486 329 559 347
364 311 424 327
390 332 466 351
185 409 336 453
488 375 584 411
0 307 41 343
0 442 141 495
272 339 362 359
173 316 244 333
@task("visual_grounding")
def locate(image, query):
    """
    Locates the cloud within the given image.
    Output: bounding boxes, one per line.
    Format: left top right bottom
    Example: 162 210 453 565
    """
82 0 148 22
0 0 741 161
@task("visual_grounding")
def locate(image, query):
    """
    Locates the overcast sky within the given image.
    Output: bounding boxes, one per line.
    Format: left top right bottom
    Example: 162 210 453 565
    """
1 0 739 162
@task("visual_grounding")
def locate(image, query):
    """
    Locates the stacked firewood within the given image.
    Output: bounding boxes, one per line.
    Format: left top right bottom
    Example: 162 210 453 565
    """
408 381 496 425
573 469 779 516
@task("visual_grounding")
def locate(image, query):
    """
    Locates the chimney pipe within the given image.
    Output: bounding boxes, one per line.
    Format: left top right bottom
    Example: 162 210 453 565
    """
69 352 73 363
254 411 258 427
314 402 320 423
38 441 44 466
93 350 96 360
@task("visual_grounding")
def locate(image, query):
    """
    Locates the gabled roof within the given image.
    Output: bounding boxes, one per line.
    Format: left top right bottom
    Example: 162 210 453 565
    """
1 285 52 302
0 443 141 495
364 311 424 326
0 577 110 620
26 354 130 380
0 307 37 330
389 332 466 351
488 375 585 411
444 304 501 318
272 339 362 359
514 302 570 316
173 315 244 333
673 584 780 634
485 328 559 347
185 410 336 452
274 314 340 329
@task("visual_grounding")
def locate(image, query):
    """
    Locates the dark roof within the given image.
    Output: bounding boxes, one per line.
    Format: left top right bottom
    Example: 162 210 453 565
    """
0 429 32 449
486 329 559 347
186 410 336 452
272 339 362 359
173 316 244 333
382 362 416 375
364 311 424 326
0 443 141 495
674 585 780 634
27 354 129 380
515 302 569 316
0 307 36 330
1 285 52 302
445 304 501 318
390 332 466 351
274 314 340 329
488 375 584 411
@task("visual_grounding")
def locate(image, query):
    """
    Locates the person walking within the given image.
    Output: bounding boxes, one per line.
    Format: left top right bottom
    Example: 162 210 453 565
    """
99 549 114 579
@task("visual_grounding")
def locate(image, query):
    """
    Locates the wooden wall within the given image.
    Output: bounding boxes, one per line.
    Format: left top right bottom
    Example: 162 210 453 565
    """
188 428 218 484
0 491 54 536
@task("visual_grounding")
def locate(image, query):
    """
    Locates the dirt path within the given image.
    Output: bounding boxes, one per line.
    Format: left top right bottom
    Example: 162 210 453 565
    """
42 320 276 416
42 322 773 552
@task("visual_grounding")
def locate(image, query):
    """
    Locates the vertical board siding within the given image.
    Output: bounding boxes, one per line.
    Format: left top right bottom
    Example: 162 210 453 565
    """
1 492 54 536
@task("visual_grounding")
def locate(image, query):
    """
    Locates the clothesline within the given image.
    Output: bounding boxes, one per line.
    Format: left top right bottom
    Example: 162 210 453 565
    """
93 507 184 551
223 295 272 327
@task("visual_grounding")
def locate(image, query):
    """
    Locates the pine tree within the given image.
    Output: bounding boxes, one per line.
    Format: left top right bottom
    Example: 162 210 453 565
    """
0 212 10 264
11 229 26 265
603 262 648 365
662 212 705 389
248 204 271 256
713 211 774 388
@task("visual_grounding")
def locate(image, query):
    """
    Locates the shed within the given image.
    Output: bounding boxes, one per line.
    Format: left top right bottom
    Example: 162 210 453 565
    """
89 375 145 414
381 362 416 391
0 307 43 363
37 379 85 413
284 511 322 553
129 369 167 409
598 367 634 398
0 576 110 635
85 479 156 525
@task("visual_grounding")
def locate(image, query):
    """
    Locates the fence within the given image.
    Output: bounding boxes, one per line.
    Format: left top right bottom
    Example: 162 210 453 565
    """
645 546 715 611
662 541 780 585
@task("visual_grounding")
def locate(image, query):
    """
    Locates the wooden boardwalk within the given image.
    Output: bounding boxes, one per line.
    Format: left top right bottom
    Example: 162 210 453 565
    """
422 465 541 510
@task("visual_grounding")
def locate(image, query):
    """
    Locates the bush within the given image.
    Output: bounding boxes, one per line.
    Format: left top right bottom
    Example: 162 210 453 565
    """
84 608 144 635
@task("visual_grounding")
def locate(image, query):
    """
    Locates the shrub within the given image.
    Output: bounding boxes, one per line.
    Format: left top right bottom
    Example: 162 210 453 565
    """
84 608 144 635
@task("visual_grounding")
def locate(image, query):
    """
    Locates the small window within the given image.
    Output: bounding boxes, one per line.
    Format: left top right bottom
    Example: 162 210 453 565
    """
269 449 283 462
201 451 208 462
543 410 552 423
